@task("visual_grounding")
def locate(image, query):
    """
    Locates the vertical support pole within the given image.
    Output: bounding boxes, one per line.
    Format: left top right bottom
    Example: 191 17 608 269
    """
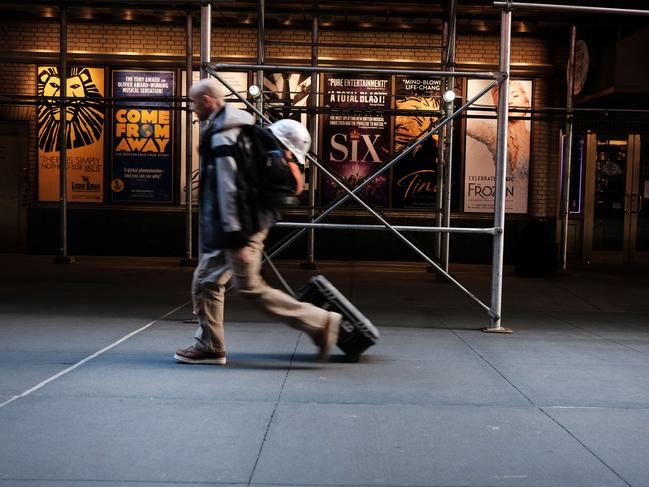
198 1 211 263
256 0 265 116
182 10 195 265
435 21 448 262
304 13 319 268
200 1 211 79
55 5 72 263
441 0 457 272
487 7 512 332
560 25 577 270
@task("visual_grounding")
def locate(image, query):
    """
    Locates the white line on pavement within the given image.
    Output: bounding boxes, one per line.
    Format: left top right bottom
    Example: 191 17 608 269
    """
0 301 189 409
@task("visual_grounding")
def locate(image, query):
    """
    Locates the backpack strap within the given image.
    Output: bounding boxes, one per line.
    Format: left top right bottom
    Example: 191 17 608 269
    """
211 145 236 159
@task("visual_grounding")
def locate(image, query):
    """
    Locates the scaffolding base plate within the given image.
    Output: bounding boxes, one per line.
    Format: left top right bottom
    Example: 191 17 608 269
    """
53 255 75 264
481 327 514 334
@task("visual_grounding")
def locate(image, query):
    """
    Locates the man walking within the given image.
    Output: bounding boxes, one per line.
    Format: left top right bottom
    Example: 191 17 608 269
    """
175 78 342 365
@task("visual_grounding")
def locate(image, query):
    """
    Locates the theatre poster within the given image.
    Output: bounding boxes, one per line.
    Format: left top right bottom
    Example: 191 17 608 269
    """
464 79 532 213
180 71 248 206
37 66 105 202
263 72 312 126
392 76 442 209
111 70 175 203
321 74 391 206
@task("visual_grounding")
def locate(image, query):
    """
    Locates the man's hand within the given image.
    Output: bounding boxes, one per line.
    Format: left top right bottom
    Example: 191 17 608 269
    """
288 161 304 195
232 246 252 264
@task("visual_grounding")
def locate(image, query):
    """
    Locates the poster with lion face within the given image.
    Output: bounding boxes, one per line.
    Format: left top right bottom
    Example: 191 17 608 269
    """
37 66 105 202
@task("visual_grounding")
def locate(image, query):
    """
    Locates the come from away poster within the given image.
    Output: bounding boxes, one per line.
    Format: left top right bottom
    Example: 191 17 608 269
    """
321 74 391 206
111 70 175 203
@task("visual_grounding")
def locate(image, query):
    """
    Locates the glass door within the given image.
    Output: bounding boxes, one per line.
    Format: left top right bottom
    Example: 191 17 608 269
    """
583 133 646 262
629 135 649 261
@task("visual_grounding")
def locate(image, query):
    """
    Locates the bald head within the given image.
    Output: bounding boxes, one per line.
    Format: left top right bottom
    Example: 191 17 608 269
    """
189 78 225 101
189 78 226 121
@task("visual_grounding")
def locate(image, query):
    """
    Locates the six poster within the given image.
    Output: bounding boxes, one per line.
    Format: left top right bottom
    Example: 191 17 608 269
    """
321 74 391 206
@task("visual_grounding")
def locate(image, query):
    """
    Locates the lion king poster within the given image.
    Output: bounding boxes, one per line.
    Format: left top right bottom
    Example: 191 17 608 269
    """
37 66 105 202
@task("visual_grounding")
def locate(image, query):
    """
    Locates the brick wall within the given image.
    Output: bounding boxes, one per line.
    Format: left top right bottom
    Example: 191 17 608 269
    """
0 19 561 217
0 62 37 202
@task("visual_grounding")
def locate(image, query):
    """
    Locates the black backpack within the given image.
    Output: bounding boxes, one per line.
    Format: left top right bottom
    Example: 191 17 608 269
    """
210 124 300 211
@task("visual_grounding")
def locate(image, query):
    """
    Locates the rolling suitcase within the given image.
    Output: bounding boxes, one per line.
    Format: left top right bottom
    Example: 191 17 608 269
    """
298 275 379 360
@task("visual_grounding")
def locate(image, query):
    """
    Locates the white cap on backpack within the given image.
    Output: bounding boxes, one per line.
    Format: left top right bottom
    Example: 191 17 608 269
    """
269 119 311 166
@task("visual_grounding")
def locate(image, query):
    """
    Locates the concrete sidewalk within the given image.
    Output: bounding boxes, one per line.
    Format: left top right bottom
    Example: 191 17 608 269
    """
0 255 648 486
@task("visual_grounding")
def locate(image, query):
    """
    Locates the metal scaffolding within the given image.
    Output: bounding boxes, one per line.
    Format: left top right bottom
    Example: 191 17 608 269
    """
8 0 646 331
203 58 510 329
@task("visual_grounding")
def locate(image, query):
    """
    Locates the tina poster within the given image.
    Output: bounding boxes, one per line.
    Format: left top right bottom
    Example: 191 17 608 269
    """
111 70 175 203
464 79 532 213
37 66 105 203
321 74 390 206
392 76 442 209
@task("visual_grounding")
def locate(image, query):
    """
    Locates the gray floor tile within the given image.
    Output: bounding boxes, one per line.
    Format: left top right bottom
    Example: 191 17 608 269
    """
252 403 628 487
495 363 649 408
0 396 272 484
544 407 649 487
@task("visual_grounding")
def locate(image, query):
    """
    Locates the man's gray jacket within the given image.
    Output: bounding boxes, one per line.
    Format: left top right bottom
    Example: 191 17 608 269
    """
198 104 275 253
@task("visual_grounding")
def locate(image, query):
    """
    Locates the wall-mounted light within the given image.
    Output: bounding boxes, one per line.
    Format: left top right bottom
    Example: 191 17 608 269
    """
248 84 261 98
442 90 456 103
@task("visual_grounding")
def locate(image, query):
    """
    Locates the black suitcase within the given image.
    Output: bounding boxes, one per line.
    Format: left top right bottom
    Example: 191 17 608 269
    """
298 275 379 360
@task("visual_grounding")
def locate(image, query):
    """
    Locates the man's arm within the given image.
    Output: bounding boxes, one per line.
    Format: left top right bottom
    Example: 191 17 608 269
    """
288 161 304 196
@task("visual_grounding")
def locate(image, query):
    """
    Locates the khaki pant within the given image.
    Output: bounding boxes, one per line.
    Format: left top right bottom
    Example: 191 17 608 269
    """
192 229 338 353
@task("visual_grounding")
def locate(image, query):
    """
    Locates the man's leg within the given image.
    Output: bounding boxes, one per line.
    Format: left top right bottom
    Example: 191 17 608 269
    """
175 250 231 364
227 230 341 360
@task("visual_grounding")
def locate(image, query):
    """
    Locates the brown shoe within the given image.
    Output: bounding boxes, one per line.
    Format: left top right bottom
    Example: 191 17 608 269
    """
314 313 341 362
174 345 226 365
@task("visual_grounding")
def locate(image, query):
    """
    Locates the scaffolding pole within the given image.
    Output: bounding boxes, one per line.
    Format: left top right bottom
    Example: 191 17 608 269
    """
256 0 265 115
435 21 448 262
182 10 195 265
200 2 211 79
486 7 512 332
210 63 499 80
304 13 318 268
441 0 457 273
560 25 577 270
275 223 497 234
55 5 72 264
493 1 649 16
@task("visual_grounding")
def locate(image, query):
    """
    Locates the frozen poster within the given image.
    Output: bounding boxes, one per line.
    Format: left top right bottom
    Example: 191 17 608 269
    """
392 76 442 209
321 74 390 206
464 79 532 213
